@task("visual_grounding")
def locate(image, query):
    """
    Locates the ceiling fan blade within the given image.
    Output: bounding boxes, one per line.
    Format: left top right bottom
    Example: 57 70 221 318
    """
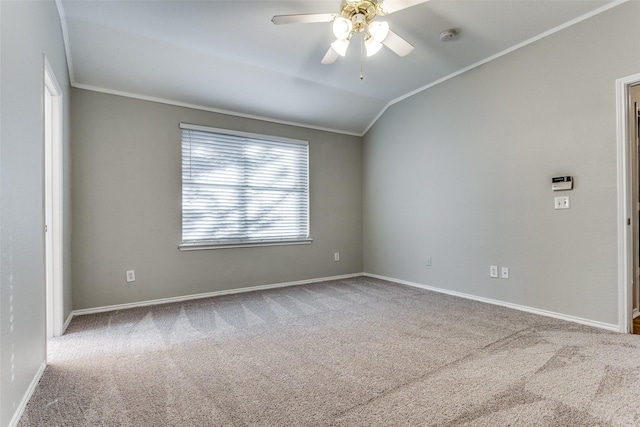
382 30 414 57
378 0 429 15
271 13 336 25
321 47 339 65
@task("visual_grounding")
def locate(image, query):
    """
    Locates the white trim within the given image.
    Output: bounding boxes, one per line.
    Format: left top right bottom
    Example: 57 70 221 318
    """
73 83 362 137
68 271 620 332
7 362 47 427
364 273 620 332
616 75 630 333
53 0 74 85
361 0 629 135
616 73 640 333
43 57 65 338
62 312 73 334
71 273 364 317
634 309 640 319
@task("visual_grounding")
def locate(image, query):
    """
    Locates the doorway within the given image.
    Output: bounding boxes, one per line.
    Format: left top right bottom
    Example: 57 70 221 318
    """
631 84 640 333
44 57 63 340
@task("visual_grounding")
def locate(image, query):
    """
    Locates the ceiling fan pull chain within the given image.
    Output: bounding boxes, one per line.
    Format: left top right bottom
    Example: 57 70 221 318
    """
360 33 364 80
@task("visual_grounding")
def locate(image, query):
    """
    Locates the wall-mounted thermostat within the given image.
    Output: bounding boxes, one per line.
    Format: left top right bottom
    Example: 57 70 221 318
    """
552 176 573 191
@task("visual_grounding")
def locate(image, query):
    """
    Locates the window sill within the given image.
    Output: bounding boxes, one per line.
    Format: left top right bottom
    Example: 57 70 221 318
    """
179 239 313 251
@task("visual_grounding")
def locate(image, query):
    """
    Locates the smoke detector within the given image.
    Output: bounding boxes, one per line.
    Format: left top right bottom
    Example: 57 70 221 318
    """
439 29 458 42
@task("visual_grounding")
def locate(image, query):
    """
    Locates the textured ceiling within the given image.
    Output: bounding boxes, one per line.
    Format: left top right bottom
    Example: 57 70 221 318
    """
59 0 620 135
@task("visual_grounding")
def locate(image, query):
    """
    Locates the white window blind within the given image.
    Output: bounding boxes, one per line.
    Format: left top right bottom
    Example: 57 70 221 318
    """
180 123 310 249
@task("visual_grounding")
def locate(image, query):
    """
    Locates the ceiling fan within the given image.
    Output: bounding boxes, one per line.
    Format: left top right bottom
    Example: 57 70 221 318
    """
272 0 427 65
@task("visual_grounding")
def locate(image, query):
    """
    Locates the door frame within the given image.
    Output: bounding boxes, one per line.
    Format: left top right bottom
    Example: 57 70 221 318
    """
616 72 640 333
43 56 64 339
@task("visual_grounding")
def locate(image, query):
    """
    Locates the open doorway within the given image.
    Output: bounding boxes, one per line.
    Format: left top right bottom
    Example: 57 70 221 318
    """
629 84 640 333
615 73 640 334
44 57 63 340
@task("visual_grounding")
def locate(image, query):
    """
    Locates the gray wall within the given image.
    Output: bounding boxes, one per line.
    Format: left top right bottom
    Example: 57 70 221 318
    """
363 2 640 327
0 1 72 426
71 89 362 309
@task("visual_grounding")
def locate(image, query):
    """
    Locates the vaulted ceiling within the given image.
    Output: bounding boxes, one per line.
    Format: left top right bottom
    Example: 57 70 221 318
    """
58 0 620 135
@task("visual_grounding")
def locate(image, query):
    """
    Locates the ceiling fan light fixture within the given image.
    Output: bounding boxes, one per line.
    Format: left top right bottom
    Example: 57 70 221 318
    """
333 17 352 40
271 0 418 66
331 38 350 56
365 36 383 56
369 20 389 43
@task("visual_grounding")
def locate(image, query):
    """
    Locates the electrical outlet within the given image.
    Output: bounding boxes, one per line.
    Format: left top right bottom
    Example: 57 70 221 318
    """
426 256 432 266
490 265 498 278
126 270 135 282
501 267 509 279
334 252 340 262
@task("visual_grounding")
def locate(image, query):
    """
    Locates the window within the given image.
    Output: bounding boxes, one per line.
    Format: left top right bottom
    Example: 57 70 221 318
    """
180 123 310 249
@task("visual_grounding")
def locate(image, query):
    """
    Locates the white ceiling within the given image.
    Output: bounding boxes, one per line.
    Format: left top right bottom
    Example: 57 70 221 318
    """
58 0 620 135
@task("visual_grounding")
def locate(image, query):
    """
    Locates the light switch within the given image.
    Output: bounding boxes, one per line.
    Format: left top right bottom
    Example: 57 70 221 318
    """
490 266 498 278
554 196 570 210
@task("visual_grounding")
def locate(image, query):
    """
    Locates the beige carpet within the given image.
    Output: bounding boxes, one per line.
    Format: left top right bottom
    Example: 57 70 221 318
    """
18 277 640 426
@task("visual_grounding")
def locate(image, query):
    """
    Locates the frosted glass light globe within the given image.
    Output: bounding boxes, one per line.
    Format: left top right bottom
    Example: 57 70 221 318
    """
333 17 353 40
369 21 389 43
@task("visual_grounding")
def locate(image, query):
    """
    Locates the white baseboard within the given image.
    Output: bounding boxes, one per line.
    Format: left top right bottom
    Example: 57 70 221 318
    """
62 312 73 334
633 309 640 319
68 271 620 333
8 361 46 427
363 273 620 332
71 272 365 318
